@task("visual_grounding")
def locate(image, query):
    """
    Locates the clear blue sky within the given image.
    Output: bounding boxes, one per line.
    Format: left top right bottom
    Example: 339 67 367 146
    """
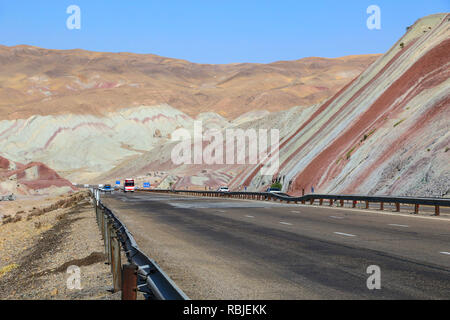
0 0 448 64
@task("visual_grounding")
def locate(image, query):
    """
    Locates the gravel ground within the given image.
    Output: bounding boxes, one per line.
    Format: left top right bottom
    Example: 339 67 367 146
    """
0 191 121 300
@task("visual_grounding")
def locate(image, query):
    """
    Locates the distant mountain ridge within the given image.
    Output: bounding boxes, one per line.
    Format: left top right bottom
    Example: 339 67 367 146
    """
0 44 379 120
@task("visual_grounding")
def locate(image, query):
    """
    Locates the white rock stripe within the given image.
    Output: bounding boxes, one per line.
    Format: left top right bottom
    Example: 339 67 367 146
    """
440 252 450 255
245 215 254 218
280 222 293 226
334 232 356 237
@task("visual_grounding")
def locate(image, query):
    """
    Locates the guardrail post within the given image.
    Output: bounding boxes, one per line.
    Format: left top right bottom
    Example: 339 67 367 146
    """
102 210 106 239
102 212 107 246
95 199 99 226
103 215 107 254
111 230 122 293
108 221 113 265
105 219 112 265
122 264 138 300
97 206 101 228
435 205 440 216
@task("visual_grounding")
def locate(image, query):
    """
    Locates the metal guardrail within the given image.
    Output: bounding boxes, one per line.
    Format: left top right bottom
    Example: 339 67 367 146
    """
91 189 189 300
139 189 450 216
0 194 16 201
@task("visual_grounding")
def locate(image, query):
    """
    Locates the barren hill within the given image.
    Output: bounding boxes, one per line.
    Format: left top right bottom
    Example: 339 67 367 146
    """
0 45 378 120
0 156 74 196
97 13 450 197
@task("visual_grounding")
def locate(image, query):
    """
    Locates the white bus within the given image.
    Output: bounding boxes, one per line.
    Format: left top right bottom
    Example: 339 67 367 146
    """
124 179 135 192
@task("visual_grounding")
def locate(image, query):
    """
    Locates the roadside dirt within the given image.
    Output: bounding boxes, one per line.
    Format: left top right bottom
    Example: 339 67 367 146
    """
0 191 120 299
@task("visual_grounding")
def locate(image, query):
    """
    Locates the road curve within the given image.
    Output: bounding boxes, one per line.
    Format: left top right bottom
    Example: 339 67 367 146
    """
101 192 450 299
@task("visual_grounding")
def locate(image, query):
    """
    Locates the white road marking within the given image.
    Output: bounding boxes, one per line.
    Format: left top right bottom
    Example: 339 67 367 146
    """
291 210 301 213
334 232 356 237
245 215 255 218
280 222 293 226
330 216 344 219
440 252 450 255
217 210 226 213
388 224 409 228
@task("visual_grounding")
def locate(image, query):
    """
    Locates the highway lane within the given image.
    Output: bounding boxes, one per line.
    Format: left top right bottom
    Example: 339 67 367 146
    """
101 192 450 299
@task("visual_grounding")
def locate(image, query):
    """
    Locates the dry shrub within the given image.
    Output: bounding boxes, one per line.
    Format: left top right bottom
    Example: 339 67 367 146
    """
25 191 89 221
2 215 22 225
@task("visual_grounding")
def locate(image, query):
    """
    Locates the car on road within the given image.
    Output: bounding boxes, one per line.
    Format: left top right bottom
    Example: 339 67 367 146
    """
266 187 282 194
101 184 112 193
217 186 230 192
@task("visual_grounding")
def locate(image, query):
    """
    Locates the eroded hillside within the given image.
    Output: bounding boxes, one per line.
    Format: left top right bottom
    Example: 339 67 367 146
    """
98 14 449 198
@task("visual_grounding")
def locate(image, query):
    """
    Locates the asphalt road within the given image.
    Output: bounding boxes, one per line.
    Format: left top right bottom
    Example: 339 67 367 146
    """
101 191 450 299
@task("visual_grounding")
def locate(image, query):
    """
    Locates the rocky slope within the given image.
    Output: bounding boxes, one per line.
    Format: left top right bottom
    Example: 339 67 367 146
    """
0 156 74 196
0 105 235 181
2 14 447 197
98 13 449 197
0 48 377 182
239 13 450 197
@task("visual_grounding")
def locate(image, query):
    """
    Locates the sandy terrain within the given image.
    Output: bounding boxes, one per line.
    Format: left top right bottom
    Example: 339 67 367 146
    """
0 191 120 299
